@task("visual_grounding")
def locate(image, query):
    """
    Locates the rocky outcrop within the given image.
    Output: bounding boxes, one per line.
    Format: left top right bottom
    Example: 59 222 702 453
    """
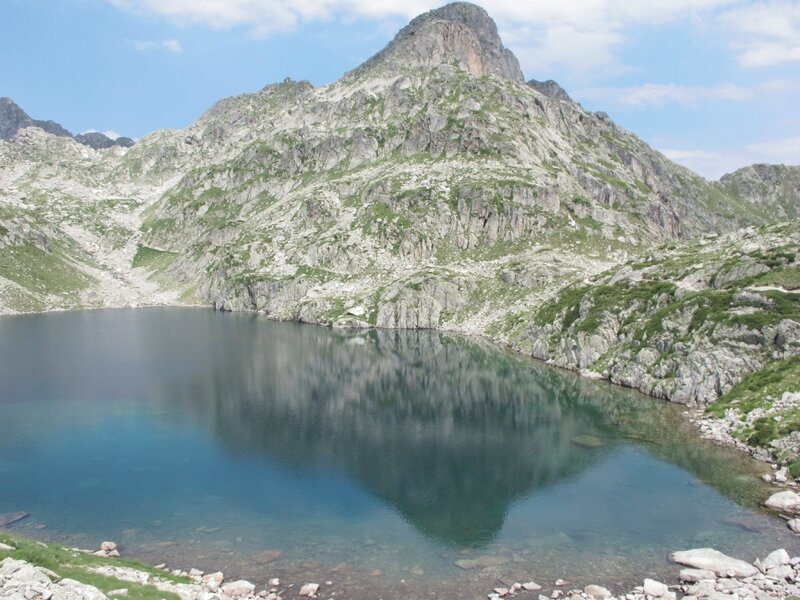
520 224 799 408
350 2 524 82
527 79 573 103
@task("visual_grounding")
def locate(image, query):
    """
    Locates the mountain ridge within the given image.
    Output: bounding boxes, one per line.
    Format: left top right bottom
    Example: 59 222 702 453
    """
0 2 798 458
0 97 134 150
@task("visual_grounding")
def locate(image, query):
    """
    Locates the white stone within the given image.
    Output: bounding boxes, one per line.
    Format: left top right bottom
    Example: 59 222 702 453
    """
679 569 716 583
221 579 255 597
584 584 612 599
268 578 280 586
100 542 117 552
762 549 790 570
671 549 759 577
791 519 800 534
0 543 14 552
523 582 542 591
109 589 128 596
765 491 800 512
189 568 204 577
765 565 794 581
643 579 668 597
299 583 320 597
775 468 789 483
494 587 509 597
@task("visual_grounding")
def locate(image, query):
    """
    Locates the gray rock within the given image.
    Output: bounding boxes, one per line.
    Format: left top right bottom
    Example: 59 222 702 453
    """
584 584 612 599
671 549 759 577
221 580 255 597
762 549 790 570
679 569 717 583
765 491 800 512
643 579 668 597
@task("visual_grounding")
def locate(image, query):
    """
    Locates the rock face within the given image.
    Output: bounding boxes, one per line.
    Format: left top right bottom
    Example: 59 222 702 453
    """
0 97 132 149
351 2 524 82
720 164 800 220
527 79 573 102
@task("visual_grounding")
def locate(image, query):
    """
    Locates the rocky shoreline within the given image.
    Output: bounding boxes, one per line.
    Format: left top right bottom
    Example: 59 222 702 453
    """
4 536 800 600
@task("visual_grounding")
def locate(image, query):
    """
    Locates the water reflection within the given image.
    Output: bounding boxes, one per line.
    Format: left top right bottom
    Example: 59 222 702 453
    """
130 315 772 547
0 309 774 553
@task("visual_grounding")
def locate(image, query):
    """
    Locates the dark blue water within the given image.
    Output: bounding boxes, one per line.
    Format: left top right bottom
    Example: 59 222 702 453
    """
0 309 794 598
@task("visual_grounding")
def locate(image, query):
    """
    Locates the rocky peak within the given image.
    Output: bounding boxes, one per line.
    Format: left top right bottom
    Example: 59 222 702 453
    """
527 79 573 103
351 2 524 83
1 97 72 140
0 96 132 149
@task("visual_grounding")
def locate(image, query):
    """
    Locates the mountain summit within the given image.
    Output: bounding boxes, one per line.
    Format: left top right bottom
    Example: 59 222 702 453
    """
352 2 524 82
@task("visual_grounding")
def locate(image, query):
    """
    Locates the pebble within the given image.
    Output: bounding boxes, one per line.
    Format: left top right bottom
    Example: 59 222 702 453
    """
522 582 542 591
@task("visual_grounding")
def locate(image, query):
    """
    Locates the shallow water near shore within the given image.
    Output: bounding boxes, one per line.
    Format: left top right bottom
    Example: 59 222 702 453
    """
0 308 796 599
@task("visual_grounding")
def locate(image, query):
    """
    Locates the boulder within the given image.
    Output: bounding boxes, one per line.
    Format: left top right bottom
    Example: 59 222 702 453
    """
762 549 790 570
643 579 668 597
671 549 758 577
584 584 612 599
221 580 255 597
679 569 716 583
765 491 800 512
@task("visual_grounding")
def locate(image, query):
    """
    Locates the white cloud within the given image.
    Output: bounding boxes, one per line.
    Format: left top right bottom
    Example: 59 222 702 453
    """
130 38 183 53
83 129 122 140
662 136 800 179
577 82 753 107
107 0 739 75
718 1 800 67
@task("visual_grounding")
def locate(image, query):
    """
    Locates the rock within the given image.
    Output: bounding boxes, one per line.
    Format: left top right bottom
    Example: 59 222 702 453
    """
100 541 117 552
250 550 282 564
555 579 567 586
523 582 542 591
494 587 509 597
572 435 605 448
584 584 612 599
765 491 800 512
789 519 800 534
107 549 120 558
299 583 320 597
762 549 790 570
679 569 717 582
268 578 280 586
202 571 224 591
189 568 204 577
671 548 758 577
0 543 15 552
766 565 794 581
221 580 256 597
643 579 668 597
109 589 128 596
775 467 790 483
0 512 28 527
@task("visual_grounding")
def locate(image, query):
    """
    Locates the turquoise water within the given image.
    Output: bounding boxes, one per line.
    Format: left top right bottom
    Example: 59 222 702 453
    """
0 309 795 598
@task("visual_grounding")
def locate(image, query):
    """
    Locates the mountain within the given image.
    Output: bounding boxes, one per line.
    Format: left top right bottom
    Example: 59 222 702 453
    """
0 2 798 457
350 2 524 82
0 97 134 149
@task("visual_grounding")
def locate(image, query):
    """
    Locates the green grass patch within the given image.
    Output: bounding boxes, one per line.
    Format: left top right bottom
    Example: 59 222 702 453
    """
707 356 800 419
0 532 189 600
131 245 179 271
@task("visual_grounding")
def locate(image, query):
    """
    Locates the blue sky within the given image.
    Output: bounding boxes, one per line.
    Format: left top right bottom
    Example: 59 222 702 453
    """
1 0 798 179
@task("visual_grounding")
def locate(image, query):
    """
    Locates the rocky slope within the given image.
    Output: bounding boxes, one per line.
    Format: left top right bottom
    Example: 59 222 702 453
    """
0 3 799 459
0 97 134 150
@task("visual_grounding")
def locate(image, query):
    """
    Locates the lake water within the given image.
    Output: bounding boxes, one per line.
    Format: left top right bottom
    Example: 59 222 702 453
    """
0 309 795 599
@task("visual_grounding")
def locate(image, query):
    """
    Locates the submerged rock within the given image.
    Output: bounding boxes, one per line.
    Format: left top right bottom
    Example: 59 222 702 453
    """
571 435 605 448
0 512 28 527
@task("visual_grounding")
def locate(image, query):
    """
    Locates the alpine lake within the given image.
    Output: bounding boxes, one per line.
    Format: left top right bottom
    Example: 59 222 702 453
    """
0 309 796 599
